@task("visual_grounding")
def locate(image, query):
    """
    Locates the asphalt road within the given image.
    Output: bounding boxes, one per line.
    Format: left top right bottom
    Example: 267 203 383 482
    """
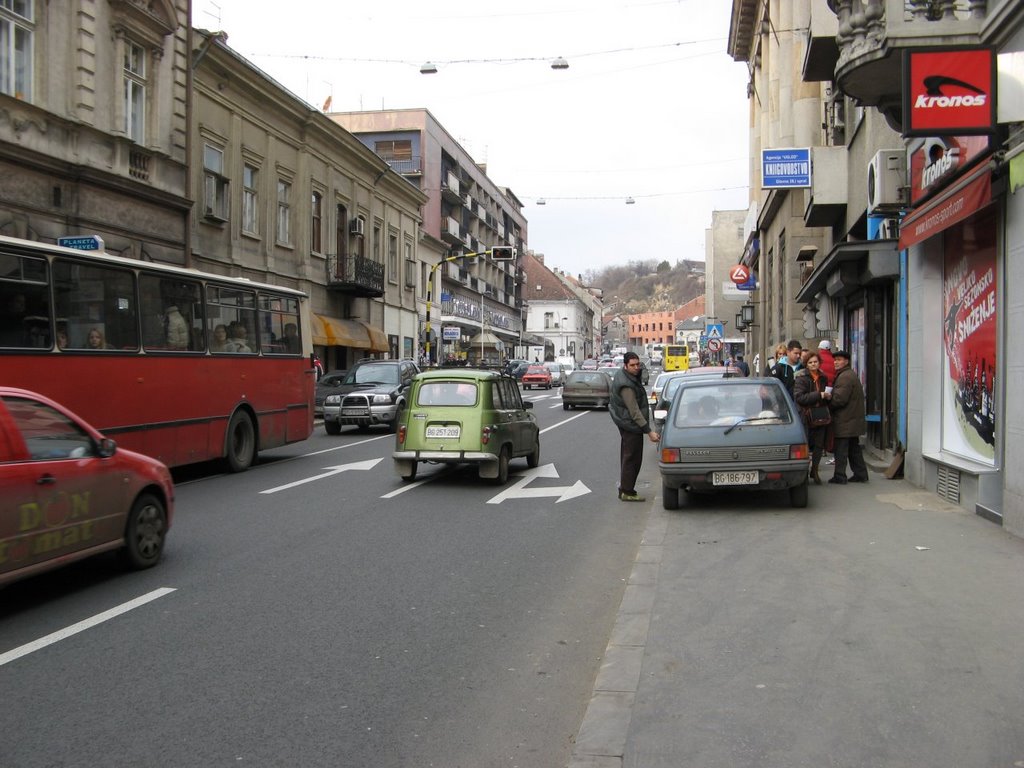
0 390 647 768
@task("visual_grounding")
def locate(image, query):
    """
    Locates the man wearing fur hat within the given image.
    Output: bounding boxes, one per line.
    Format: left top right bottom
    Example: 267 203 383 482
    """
828 349 869 484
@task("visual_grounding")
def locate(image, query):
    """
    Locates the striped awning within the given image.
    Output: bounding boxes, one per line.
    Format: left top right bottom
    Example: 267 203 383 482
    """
312 314 388 352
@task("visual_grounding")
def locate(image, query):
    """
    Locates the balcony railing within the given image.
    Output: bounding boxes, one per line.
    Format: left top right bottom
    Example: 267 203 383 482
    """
381 155 423 175
827 0 989 119
325 253 385 297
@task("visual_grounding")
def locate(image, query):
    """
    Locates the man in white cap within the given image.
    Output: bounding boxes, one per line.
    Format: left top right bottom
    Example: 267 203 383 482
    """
817 339 836 382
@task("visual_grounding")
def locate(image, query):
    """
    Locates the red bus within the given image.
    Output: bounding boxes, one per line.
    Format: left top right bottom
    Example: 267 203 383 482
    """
0 235 314 470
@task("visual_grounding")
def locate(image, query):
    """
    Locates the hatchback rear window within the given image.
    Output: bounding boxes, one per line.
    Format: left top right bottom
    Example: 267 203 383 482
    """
673 383 793 428
416 381 478 406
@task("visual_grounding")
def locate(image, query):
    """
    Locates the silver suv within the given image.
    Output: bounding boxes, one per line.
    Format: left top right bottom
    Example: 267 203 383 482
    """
323 359 420 434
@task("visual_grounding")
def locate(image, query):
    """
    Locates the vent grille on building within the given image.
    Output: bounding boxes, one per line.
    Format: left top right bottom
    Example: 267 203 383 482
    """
936 465 961 504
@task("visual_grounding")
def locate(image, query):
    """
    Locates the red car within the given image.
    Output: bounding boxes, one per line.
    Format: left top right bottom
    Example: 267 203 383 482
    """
521 365 553 390
0 387 174 588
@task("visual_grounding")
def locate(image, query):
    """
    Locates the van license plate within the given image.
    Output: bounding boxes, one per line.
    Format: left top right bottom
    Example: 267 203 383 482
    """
712 470 759 486
426 425 460 439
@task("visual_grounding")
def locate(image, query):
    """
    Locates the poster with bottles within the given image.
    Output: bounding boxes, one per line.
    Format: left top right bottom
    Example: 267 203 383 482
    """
941 211 996 463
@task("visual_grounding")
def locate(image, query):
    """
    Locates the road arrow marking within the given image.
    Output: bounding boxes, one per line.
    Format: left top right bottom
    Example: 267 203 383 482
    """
486 463 591 504
260 458 383 494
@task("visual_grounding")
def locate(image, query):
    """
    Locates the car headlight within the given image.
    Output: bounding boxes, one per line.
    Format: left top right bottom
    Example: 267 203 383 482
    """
371 394 393 404
325 395 341 405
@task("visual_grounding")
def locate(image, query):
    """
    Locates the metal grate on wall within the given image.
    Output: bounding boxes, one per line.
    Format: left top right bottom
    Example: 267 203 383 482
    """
936 465 961 504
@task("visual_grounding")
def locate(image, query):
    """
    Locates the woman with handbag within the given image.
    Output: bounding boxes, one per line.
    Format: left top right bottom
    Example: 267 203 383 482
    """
794 352 832 485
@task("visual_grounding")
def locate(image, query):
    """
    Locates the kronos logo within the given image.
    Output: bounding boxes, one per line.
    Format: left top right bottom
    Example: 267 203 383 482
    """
914 75 987 109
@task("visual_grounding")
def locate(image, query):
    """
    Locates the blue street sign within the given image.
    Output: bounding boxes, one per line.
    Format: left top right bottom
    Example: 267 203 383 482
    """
58 235 105 251
738 272 758 291
761 148 811 188
705 323 724 340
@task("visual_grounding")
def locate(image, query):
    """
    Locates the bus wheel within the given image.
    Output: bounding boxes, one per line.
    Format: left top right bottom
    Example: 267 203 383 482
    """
226 411 256 472
121 493 167 569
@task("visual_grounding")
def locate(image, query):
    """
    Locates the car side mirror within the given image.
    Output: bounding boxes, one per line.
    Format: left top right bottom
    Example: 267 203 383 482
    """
523 401 533 409
654 409 667 421
98 437 117 458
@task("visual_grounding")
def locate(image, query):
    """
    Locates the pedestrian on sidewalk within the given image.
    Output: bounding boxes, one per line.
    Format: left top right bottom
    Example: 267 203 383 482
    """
794 351 831 484
609 352 660 502
828 349 869 484
817 339 836 381
769 339 803 397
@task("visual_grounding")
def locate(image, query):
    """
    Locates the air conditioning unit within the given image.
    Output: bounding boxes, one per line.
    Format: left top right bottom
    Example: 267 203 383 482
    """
349 218 365 236
880 217 900 240
867 150 906 213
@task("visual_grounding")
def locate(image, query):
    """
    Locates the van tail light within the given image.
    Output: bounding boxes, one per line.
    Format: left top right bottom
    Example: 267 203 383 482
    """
482 426 493 445
790 443 809 460
661 447 681 463
397 425 407 444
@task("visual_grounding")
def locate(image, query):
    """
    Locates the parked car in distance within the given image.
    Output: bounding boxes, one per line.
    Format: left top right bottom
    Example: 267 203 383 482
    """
521 364 553 390
561 370 612 410
658 378 810 510
393 369 540 484
323 358 419 434
0 387 174 588
314 370 348 416
544 361 566 386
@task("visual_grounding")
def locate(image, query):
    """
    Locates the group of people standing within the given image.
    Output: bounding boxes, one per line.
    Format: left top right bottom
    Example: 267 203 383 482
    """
771 339 868 486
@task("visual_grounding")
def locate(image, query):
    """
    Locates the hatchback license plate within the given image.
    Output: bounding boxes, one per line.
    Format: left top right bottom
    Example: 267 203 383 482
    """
426 425 460 439
712 470 759 486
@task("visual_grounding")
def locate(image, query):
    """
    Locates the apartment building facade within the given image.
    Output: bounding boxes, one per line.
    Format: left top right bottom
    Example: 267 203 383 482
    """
191 31 430 371
0 0 191 263
328 109 527 366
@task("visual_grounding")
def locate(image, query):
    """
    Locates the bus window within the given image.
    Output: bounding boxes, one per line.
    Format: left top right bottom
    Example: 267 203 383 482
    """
260 294 301 354
140 275 204 351
207 285 256 354
0 253 51 349
53 259 138 350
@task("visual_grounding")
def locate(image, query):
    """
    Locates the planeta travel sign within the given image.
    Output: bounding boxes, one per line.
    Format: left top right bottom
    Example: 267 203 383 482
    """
903 47 996 137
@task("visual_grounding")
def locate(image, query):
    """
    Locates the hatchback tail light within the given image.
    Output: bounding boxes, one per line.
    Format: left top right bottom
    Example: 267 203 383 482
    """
790 443 809 460
481 426 493 445
397 425 407 444
661 447 681 463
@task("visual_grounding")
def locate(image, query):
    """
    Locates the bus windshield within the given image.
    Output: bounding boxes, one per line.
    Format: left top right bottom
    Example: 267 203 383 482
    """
0 236 314 470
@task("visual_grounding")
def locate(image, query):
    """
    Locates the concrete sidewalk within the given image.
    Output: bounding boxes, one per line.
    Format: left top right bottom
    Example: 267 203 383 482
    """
569 464 1024 768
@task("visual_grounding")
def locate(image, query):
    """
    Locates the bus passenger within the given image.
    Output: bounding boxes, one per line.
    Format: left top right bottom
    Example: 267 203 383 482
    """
283 322 300 353
86 327 112 349
56 322 68 350
225 322 251 353
210 323 230 352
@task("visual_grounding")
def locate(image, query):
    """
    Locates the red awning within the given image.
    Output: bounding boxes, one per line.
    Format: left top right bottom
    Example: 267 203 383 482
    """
899 164 992 250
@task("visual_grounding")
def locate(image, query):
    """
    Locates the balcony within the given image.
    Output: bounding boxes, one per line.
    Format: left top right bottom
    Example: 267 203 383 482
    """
382 155 423 175
441 171 461 204
326 254 385 297
441 216 462 246
826 0 990 130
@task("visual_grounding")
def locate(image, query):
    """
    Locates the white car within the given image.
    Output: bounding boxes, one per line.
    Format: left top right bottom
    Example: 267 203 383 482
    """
544 361 566 386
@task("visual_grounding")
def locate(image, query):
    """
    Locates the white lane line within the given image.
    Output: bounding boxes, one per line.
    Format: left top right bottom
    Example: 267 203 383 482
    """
540 411 589 434
0 587 177 667
299 434 392 457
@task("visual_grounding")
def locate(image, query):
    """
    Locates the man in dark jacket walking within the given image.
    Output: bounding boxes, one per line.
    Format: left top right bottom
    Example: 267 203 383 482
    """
828 349 869 484
609 352 660 502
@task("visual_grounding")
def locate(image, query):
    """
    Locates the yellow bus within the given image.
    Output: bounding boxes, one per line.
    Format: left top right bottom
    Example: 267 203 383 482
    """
663 344 690 372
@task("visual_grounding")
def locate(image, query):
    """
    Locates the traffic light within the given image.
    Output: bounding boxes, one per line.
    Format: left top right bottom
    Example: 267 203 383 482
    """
490 246 516 261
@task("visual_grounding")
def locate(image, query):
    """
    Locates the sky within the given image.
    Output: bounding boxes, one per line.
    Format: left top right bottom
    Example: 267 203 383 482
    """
191 0 751 278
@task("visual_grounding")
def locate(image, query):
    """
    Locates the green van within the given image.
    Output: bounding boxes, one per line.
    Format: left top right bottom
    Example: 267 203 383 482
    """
393 369 540 484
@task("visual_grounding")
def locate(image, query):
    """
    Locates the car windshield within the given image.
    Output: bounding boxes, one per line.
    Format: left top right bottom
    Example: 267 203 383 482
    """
416 381 478 406
347 364 400 386
672 382 792 429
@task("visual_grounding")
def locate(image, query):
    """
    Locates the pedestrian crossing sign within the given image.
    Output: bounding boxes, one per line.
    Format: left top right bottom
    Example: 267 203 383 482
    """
706 323 724 340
